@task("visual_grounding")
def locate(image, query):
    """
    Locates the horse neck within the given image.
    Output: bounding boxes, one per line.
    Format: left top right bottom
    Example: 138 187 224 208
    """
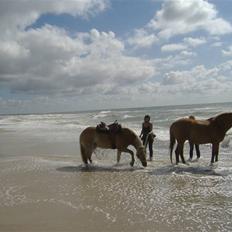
215 113 232 133
132 134 143 150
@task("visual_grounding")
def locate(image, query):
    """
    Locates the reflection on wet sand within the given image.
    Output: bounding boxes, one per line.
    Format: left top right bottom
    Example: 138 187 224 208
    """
0 155 232 232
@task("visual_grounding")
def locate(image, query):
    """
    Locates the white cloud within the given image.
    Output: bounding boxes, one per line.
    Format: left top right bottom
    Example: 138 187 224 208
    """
211 41 223 47
0 0 108 36
127 0 231 50
0 0 232 113
115 60 232 107
222 46 232 56
161 37 206 54
0 0 157 98
161 43 187 52
149 0 232 39
0 25 155 95
127 29 158 48
183 37 206 47
161 62 232 97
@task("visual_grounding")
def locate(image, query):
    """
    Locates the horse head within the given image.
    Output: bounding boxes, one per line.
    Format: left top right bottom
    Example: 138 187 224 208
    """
214 112 232 132
136 146 147 167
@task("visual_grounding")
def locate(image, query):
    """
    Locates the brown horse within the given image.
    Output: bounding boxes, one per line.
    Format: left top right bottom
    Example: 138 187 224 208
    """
170 112 232 164
79 127 147 167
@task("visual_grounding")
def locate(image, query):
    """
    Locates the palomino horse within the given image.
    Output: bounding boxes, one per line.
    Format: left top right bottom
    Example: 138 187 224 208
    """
79 127 147 167
170 112 232 164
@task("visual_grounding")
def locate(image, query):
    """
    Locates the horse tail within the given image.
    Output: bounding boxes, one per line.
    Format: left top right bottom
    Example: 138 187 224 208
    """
169 126 176 164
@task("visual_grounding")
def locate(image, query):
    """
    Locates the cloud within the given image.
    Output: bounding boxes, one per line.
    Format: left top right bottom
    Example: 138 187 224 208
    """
1 0 232 113
211 41 223 47
222 46 232 56
161 62 232 96
183 37 206 47
0 25 155 95
127 29 158 48
149 0 232 39
0 0 157 98
161 43 187 52
161 37 206 53
128 0 232 50
0 0 108 35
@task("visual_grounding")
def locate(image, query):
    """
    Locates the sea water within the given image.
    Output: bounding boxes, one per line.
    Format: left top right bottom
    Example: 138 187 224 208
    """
0 102 232 231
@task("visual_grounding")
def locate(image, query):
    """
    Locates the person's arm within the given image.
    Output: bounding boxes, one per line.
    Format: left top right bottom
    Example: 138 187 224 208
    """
149 123 153 132
139 123 144 137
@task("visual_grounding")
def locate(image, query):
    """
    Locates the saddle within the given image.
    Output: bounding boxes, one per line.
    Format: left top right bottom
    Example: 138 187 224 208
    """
96 121 122 134
96 121 122 149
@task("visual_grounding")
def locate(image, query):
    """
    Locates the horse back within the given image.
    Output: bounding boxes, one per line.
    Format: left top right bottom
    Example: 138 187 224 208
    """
170 118 213 144
79 127 96 145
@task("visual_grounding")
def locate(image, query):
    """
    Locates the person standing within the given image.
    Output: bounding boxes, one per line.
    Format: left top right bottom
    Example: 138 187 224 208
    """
140 115 155 161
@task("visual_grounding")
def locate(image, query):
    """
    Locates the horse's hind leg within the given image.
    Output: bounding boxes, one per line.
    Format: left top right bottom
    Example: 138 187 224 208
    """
80 144 88 165
81 144 93 165
86 148 94 164
88 144 96 163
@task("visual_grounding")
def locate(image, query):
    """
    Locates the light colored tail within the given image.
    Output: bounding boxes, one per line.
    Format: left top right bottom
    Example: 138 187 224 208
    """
169 127 176 164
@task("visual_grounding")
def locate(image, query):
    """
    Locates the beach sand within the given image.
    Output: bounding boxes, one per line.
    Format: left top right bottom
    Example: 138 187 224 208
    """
1 106 232 232
0 154 171 232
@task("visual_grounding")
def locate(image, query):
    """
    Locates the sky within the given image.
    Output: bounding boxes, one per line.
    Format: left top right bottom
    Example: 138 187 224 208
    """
0 0 232 114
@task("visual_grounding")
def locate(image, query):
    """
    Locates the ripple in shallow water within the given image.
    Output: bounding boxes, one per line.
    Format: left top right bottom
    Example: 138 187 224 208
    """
0 157 232 231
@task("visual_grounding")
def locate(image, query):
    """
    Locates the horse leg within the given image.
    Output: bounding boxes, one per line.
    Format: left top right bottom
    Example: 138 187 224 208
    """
89 143 97 163
117 150 121 164
179 143 186 164
195 144 200 159
214 143 219 162
85 147 93 165
189 142 194 161
211 143 217 164
80 144 88 165
175 145 180 165
123 148 135 167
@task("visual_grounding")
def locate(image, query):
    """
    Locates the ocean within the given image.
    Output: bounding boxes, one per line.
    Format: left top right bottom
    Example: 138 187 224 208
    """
0 102 232 231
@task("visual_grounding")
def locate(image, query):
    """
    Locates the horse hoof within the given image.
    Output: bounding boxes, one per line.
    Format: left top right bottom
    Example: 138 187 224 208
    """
130 162 134 167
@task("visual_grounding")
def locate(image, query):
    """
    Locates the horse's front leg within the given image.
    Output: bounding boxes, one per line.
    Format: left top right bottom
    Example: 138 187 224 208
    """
117 149 121 164
175 145 180 165
123 148 135 167
189 142 194 161
211 143 219 163
195 144 200 159
179 143 186 164
215 144 219 162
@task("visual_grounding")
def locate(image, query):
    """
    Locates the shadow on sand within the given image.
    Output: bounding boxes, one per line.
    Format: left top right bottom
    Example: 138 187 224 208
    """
56 164 144 173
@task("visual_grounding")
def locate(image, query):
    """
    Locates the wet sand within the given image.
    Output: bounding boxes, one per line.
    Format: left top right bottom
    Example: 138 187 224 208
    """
0 153 232 232
0 128 232 232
